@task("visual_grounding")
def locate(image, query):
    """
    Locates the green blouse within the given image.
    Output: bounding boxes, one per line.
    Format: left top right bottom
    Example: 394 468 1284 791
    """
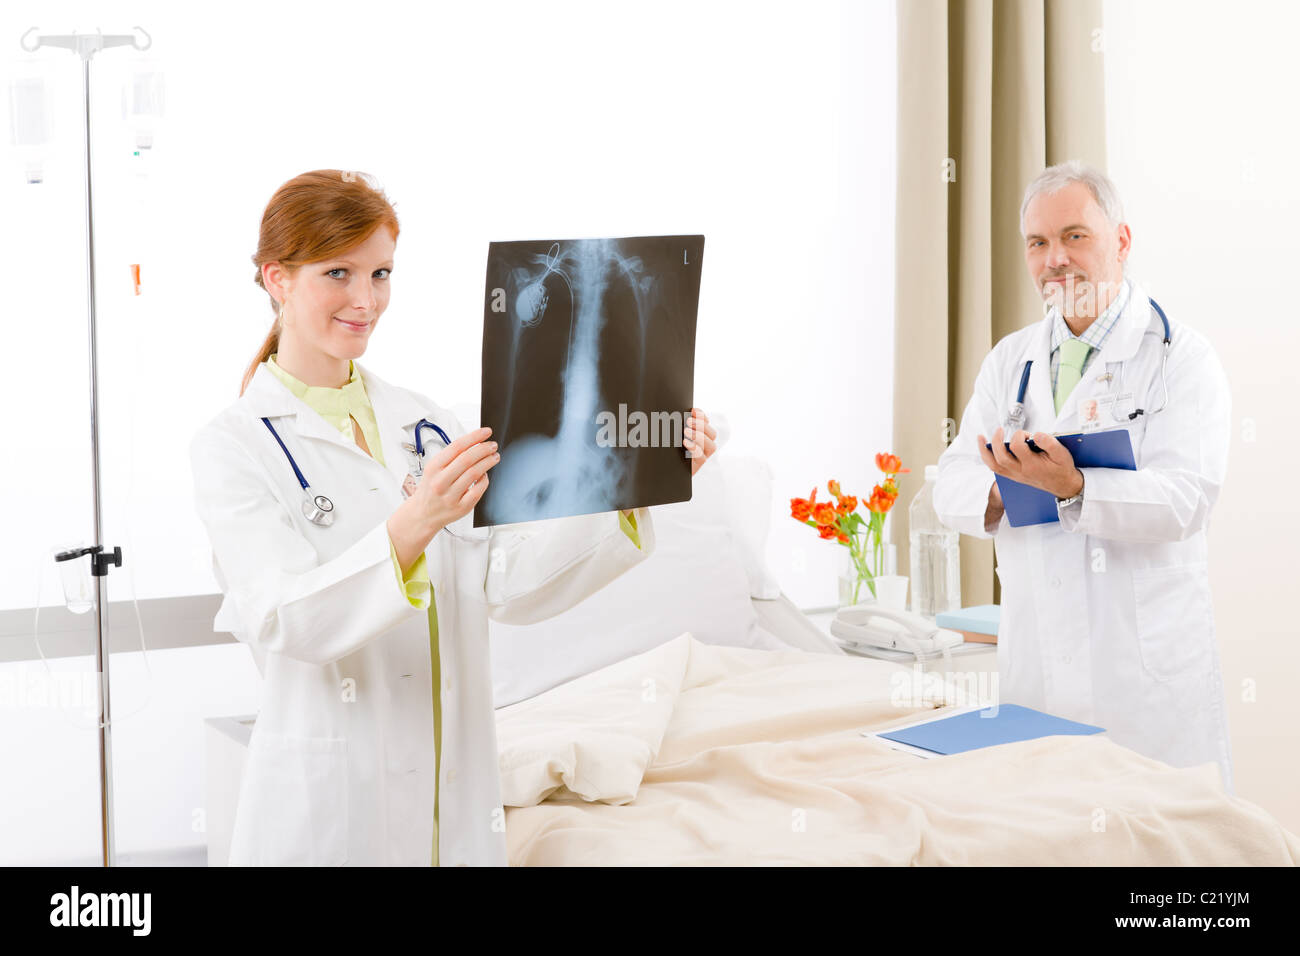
262 353 640 865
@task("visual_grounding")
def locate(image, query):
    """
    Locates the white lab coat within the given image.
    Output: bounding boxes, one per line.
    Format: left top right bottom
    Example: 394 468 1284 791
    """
933 279 1234 792
189 360 656 865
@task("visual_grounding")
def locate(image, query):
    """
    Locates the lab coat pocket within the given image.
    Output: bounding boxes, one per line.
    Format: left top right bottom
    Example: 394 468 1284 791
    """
235 731 349 866
1133 564 1211 682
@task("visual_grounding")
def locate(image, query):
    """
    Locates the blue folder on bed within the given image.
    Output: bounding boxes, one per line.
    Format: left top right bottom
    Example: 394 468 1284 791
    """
985 427 1136 527
877 704 1104 756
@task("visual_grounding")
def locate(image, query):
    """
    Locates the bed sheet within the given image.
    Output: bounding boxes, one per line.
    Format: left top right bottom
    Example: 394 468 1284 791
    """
495 633 1300 865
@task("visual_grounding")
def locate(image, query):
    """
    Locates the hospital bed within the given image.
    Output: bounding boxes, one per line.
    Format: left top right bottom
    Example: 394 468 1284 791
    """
489 456 1300 866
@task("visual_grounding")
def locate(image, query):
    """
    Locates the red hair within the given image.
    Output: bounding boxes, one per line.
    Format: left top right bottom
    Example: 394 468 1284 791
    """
241 169 400 396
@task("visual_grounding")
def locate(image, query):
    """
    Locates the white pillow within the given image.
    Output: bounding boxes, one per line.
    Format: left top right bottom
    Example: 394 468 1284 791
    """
488 453 786 708
718 455 782 599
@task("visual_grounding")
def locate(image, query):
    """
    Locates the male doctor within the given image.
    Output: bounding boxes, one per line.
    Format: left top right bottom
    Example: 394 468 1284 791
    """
933 161 1235 792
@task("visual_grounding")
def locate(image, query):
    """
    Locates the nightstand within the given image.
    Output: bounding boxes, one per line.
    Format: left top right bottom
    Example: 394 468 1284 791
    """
802 609 998 678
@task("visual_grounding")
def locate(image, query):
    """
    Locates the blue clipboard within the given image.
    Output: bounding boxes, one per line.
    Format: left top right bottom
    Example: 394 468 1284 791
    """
877 703 1104 756
985 428 1136 527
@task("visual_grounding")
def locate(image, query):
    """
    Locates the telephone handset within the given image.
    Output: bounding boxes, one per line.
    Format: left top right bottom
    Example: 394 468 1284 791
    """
830 604 963 658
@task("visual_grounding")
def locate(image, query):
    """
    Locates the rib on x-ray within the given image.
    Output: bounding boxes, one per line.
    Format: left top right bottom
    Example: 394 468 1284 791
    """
475 235 704 527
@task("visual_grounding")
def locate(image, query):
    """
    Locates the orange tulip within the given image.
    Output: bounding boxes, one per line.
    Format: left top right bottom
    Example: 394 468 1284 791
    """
790 486 817 521
876 453 911 475
817 524 839 540
836 494 858 514
812 502 838 526
827 479 842 498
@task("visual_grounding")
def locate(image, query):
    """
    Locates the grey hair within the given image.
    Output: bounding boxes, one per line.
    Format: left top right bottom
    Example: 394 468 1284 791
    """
1019 160 1125 237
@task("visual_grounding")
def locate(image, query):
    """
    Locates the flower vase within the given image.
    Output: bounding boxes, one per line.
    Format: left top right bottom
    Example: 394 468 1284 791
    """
838 541 899 608
874 554 909 611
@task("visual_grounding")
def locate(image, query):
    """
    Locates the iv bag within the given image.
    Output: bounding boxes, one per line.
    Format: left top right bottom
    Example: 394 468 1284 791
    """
7 59 53 184
121 64 164 154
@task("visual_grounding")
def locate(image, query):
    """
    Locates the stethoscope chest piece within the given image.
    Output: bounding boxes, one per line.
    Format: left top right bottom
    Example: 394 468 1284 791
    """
261 416 340 527
302 490 335 527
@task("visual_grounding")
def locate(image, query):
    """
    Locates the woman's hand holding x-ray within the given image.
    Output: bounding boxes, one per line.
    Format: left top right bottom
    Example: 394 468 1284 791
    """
388 427 500 572
418 426 501 525
685 408 717 476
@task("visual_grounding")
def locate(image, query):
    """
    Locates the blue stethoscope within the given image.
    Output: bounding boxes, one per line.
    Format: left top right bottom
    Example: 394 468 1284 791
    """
1005 297 1172 432
260 416 452 527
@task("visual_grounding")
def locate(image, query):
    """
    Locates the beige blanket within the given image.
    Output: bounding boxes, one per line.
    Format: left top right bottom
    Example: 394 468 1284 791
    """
496 634 1300 865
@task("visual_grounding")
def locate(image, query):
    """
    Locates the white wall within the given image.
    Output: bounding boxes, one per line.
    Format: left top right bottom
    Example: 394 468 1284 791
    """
0 0 895 861
1 0 895 614
1103 0 1300 831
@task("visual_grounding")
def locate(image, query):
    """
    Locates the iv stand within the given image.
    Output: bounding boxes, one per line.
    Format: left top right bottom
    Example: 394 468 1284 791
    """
20 25 153 868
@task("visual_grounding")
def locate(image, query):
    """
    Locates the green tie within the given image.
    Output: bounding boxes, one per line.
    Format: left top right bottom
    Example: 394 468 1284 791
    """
1054 338 1093 414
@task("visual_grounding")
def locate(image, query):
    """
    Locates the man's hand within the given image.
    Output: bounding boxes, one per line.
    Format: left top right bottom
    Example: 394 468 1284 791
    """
976 427 1083 499
985 477 1005 533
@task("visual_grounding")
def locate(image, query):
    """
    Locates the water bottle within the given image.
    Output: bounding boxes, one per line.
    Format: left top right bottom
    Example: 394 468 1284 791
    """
909 465 961 619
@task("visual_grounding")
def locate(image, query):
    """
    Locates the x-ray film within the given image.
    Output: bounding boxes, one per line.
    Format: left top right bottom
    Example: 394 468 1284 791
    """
475 235 704 527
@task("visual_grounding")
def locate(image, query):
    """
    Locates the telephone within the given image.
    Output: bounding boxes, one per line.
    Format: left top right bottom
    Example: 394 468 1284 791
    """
830 604 964 658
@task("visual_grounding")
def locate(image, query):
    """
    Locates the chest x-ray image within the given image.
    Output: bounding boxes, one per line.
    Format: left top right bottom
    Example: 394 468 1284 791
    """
475 235 704 527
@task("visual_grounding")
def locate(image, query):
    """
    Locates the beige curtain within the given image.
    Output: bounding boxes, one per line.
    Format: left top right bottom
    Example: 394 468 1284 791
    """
892 0 1107 607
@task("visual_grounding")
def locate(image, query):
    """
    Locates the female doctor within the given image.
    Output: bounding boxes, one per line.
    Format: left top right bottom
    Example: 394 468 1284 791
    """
189 170 717 866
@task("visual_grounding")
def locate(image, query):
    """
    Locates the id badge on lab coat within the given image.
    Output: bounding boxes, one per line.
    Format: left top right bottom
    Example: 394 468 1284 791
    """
400 442 422 500
1088 391 1135 431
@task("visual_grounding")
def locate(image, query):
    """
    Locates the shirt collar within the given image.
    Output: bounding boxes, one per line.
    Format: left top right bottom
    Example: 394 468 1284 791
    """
1050 277 1131 353
239 356 433 431
264 353 370 420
